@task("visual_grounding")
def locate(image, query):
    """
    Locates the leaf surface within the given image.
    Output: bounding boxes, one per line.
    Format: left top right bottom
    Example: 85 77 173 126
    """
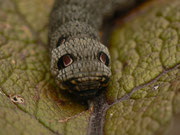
0 0 179 135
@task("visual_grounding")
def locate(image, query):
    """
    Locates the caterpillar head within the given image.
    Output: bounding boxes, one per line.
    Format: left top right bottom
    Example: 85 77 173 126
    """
51 37 111 97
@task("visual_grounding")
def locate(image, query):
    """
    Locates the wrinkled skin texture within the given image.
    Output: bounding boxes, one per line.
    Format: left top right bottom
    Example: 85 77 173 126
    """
48 0 140 97
51 37 111 96
48 0 113 97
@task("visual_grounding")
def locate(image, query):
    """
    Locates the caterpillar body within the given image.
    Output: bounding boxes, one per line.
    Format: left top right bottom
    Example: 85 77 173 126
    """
48 0 140 98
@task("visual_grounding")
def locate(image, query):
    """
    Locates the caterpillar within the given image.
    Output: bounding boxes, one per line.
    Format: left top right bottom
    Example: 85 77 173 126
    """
48 0 141 98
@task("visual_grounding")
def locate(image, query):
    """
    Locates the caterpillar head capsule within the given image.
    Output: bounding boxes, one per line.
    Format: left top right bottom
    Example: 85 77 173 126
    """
50 37 111 97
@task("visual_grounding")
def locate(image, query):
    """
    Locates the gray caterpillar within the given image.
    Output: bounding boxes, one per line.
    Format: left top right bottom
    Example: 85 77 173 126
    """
48 0 141 98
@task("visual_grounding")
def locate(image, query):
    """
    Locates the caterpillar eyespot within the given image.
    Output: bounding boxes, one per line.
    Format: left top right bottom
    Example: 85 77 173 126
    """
99 52 109 66
63 55 73 67
57 54 73 70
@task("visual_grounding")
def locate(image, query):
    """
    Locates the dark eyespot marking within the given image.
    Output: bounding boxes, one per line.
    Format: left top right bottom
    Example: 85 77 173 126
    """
56 36 67 47
57 54 73 70
98 52 109 66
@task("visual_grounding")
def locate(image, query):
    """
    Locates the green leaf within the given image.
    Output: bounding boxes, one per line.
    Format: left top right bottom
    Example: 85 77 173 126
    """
0 0 179 135
0 0 90 135
105 0 180 135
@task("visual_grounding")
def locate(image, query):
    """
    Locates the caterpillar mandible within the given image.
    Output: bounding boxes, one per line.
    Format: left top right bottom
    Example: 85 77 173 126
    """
48 0 141 98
